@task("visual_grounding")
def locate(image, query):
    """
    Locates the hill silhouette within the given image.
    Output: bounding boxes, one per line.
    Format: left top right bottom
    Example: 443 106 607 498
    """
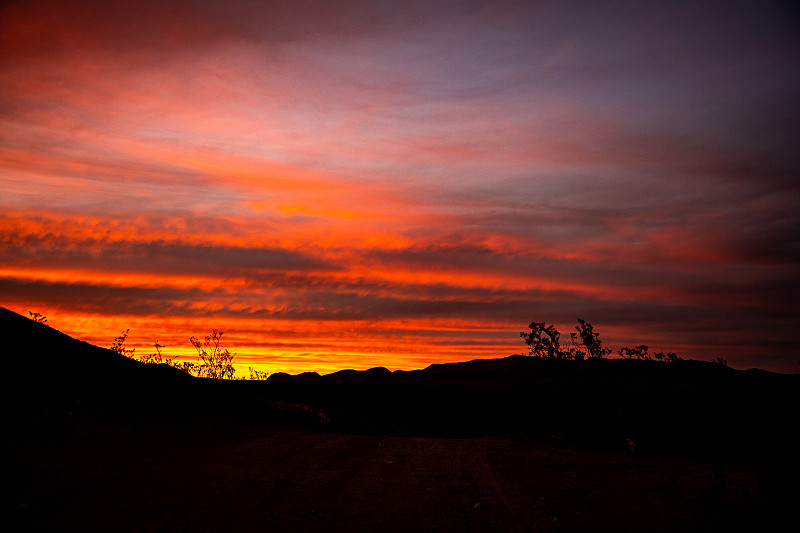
5 306 799 532
2 306 194 426
4 305 798 454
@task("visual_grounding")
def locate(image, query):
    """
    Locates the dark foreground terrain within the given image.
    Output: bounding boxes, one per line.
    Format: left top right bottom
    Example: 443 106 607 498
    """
3 307 798 532
9 420 774 533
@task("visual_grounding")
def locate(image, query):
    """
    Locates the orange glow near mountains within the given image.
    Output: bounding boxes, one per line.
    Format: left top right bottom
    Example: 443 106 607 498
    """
2 1 799 374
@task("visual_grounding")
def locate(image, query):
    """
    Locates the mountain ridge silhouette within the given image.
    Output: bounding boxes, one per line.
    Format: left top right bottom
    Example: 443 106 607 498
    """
6 307 799 532
3 305 798 455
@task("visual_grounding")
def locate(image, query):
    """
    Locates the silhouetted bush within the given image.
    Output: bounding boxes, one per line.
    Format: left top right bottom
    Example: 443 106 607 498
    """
521 318 611 360
112 329 240 379
618 344 681 362
249 367 269 380
520 321 564 358
570 318 612 359
28 311 47 324
618 344 650 360
522 318 688 364
110 329 136 358
189 330 236 379
137 340 177 366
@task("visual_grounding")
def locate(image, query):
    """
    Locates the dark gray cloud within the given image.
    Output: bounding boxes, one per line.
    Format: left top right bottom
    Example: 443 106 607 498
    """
0 222 334 276
0 277 215 316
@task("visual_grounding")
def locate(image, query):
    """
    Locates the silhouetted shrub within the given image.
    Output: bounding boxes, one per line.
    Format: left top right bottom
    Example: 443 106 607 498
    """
249 367 269 380
521 318 611 359
618 345 650 360
110 329 136 358
189 330 236 379
520 321 563 358
171 360 199 376
656 351 681 362
571 318 612 359
618 345 681 362
28 311 47 324
137 340 177 365
523 319 684 363
111 330 237 379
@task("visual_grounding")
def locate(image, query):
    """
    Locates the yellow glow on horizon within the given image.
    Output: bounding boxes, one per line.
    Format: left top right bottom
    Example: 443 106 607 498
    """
5 305 521 377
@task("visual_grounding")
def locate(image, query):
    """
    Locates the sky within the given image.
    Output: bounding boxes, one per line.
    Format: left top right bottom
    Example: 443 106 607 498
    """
2 0 799 374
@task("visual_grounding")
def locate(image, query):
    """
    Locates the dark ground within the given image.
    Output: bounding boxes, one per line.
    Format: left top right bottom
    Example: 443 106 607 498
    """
3 307 798 532
7 416 778 533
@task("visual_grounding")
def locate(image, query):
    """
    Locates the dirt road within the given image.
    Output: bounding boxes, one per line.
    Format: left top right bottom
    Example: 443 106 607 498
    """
9 420 762 532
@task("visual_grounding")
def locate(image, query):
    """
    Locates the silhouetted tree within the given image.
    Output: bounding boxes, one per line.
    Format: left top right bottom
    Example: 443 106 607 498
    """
571 318 611 359
520 321 563 358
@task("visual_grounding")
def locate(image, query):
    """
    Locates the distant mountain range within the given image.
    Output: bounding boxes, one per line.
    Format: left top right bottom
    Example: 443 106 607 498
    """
4 306 798 460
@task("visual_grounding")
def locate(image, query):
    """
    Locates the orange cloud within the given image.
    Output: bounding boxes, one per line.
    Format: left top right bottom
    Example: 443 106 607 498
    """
2 0 798 373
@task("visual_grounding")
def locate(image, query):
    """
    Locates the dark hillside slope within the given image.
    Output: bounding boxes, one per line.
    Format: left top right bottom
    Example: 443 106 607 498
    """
1 307 193 424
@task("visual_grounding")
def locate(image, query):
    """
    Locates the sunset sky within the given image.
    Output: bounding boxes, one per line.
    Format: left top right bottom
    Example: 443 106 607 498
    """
2 0 799 374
